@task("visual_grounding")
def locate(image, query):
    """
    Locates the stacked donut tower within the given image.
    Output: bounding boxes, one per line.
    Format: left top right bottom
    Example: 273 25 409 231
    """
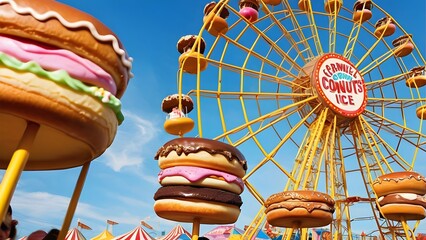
0 0 132 238
155 4 260 237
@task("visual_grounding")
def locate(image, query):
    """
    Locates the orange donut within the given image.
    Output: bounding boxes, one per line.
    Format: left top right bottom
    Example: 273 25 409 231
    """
372 171 426 197
352 0 373 23
203 2 229 36
373 171 426 221
265 190 335 228
392 35 414 57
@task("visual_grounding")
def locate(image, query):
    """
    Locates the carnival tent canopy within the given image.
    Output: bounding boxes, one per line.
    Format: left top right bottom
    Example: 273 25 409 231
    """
66 228 87 240
202 225 244 240
114 226 155 240
91 229 114 240
161 225 191 240
252 229 270 240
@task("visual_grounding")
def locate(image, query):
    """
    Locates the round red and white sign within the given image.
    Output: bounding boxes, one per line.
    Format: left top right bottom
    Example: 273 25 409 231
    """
313 53 367 118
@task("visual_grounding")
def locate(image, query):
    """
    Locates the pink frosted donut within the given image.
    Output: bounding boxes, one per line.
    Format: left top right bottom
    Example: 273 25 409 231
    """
239 7 258 22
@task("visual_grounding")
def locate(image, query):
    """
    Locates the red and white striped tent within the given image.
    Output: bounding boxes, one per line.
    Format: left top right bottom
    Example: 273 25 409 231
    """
161 225 192 240
66 228 87 240
114 226 155 240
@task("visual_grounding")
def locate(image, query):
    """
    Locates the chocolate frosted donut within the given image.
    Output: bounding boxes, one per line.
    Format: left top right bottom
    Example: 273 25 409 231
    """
373 171 426 221
161 94 194 114
177 35 206 54
154 185 243 207
155 137 247 177
265 190 335 228
204 1 229 19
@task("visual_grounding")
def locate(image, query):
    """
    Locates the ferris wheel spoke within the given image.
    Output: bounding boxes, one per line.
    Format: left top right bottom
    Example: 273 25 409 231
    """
243 104 327 187
191 89 309 100
365 73 406 91
342 20 363 60
219 34 300 79
359 50 396 75
281 1 316 60
259 2 311 63
331 126 356 237
363 112 421 171
206 59 300 88
355 35 391 69
212 95 318 143
363 109 426 151
226 7 306 72
327 7 338 53
303 8 324 56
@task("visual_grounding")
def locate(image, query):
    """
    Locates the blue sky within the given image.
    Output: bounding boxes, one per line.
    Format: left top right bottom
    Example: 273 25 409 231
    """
2 0 426 239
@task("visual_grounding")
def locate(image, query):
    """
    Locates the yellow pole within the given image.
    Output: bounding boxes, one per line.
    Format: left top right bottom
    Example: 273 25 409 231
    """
192 218 200 240
57 162 91 240
285 228 294 240
0 121 39 221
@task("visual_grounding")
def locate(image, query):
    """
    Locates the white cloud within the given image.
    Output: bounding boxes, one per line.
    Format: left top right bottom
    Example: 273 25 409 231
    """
103 111 161 172
11 190 147 233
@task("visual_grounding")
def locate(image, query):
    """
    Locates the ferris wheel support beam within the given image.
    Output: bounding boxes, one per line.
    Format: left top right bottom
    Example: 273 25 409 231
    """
351 119 387 237
332 129 353 240
365 72 406 90
242 206 266 239
292 108 328 189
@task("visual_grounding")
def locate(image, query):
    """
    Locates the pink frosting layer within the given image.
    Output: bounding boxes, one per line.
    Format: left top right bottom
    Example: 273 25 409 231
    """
0 34 116 94
158 166 244 191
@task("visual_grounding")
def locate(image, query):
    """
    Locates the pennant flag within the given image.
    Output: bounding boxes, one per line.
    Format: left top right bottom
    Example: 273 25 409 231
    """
140 220 153 230
107 220 119 225
78 221 92 230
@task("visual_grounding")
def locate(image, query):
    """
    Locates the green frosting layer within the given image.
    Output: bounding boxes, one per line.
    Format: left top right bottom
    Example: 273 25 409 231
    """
0 52 124 124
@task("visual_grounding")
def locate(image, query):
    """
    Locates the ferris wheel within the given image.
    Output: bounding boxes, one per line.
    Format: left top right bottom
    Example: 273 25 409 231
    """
167 0 426 239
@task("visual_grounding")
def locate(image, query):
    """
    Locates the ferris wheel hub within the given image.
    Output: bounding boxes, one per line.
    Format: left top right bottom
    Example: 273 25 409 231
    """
294 53 367 127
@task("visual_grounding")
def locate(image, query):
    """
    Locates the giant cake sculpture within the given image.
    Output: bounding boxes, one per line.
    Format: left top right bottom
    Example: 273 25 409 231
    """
0 0 132 170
